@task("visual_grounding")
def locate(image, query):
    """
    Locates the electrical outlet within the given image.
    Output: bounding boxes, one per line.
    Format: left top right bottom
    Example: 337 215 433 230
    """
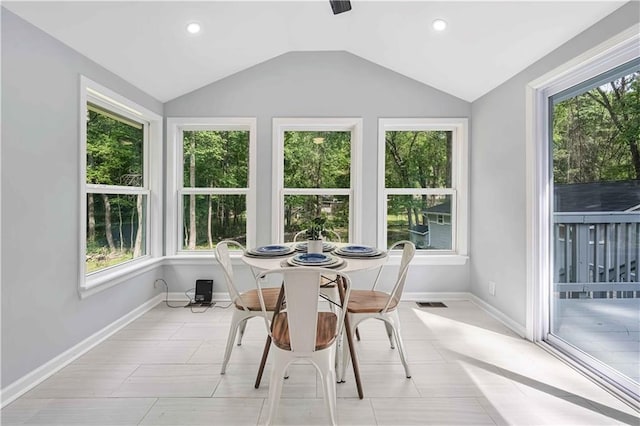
489 281 496 296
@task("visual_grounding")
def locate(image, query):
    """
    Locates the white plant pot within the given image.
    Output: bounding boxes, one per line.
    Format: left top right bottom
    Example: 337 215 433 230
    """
307 239 323 254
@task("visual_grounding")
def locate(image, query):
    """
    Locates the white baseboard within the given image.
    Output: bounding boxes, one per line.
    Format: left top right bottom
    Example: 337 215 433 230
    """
166 292 472 303
403 291 472 301
405 292 526 338
0 294 164 408
168 292 471 303
168 291 524 340
166 290 528 340
163 292 230 303
468 294 527 337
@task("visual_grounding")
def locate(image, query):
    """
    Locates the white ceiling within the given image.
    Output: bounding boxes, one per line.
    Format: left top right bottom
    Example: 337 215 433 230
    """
4 1 627 102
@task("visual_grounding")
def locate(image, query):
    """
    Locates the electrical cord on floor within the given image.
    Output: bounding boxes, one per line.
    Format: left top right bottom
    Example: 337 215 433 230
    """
213 301 233 309
154 278 188 308
183 287 211 313
188 304 211 313
154 278 233 312
184 288 235 311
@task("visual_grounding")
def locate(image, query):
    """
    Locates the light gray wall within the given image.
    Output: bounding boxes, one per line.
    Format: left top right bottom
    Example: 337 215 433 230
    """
10 0 632 390
164 51 472 295
1 9 164 387
469 2 640 327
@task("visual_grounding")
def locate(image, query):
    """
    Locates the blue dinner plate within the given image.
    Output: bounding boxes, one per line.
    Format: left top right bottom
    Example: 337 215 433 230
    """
292 253 331 264
339 245 375 254
255 245 289 253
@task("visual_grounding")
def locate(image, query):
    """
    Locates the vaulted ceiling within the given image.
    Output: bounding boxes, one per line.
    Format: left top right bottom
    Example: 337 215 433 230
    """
3 1 627 102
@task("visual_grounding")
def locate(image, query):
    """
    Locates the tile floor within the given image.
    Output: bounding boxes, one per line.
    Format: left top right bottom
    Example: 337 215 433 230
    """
2 300 639 425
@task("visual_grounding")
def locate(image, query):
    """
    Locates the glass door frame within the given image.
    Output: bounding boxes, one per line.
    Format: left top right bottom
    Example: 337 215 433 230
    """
525 25 639 400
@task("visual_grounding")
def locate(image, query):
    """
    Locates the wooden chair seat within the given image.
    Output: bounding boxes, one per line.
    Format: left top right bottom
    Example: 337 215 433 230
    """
271 312 338 351
235 287 281 311
347 290 399 314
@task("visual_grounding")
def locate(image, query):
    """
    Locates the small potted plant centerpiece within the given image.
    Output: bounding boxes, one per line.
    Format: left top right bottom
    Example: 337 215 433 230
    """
305 216 326 254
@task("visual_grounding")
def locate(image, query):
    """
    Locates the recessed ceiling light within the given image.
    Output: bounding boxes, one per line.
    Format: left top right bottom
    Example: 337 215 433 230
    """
186 22 201 34
432 19 447 31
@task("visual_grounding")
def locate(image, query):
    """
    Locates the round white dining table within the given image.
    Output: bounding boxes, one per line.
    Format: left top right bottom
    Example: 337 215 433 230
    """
242 244 388 400
241 246 387 272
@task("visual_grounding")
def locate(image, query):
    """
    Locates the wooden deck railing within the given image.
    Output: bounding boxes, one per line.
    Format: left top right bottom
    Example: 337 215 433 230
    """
554 212 640 297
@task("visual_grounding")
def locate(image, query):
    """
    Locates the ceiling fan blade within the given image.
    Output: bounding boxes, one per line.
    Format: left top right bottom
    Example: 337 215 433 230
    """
330 0 352 15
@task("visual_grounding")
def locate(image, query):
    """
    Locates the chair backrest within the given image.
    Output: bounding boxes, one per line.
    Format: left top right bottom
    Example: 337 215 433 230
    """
376 240 416 312
255 267 351 353
292 229 342 243
214 240 247 309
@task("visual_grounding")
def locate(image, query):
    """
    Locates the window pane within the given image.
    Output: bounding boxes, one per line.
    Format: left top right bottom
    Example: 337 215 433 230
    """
385 131 452 188
86 103 144 186
182 194 247 249
183 130 249 188
86 193 147 273
284 131 350 188
283 194 349 242
387 194 452 250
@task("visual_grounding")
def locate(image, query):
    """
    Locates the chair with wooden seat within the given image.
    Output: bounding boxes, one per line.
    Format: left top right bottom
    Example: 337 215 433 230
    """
339 240 415 381
215 240 280 375
255 267 351 426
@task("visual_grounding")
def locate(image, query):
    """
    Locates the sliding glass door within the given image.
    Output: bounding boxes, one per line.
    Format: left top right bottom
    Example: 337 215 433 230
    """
548 59 639 396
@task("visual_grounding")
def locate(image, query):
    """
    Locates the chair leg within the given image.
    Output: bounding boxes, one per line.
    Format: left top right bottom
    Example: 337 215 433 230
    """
254 335 271 388
237 319 248 346
317 350 338 426
389 312 411 378
384 321 395 349
339 318 357 383
334 330 343 379
339 328 348 383
265 354 287 426
221 310 242 374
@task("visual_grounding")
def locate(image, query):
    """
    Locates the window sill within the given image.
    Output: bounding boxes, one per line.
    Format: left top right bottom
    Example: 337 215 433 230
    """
79 252 466 299
386 253 469 266
80 257 163 298
163 253 242 267
164 253 468 267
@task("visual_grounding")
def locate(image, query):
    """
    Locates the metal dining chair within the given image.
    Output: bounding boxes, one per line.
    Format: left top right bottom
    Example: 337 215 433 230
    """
214 240 280 375
339 240 416 381
255 267 351 426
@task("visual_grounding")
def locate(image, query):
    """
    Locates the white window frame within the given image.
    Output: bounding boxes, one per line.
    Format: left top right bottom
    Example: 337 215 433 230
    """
378 118 468 262
79 76 163 297
526 24 639 398
272 118 363 243
166 117 257 254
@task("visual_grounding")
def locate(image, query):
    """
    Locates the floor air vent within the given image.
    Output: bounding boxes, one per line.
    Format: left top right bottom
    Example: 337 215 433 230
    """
416 302 447 308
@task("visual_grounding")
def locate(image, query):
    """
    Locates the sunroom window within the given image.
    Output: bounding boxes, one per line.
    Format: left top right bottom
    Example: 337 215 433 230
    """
80 76 162 290
167 118 257 252
84 101 147 272
273 118 362 243
379 118 468 255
